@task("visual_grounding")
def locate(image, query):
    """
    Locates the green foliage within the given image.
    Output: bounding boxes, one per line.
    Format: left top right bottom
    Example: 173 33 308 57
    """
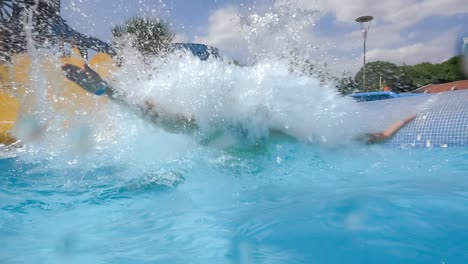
438 56 465 81
339 56 467 94
402 57 465 88
407 62 440 87
336 76 359 95
112 17 174 56
355 61 400 92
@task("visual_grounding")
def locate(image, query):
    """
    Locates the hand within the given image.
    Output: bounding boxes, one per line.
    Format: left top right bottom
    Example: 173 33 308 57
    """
62 64 108 95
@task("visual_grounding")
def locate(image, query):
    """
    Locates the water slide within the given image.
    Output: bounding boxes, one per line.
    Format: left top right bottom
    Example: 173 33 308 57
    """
0 50 114 145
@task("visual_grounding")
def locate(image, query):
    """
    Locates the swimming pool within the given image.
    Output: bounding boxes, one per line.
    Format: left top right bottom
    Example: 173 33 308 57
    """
1 122 468 263
1 49 468 264
1 2 468 263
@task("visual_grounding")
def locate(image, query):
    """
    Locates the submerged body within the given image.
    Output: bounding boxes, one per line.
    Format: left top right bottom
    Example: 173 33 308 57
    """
62 63 416 144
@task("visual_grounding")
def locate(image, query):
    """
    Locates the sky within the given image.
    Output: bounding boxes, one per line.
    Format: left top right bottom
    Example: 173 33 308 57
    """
61 0 468 74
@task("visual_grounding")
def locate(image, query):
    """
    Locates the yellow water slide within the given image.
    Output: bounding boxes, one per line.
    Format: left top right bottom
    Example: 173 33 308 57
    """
0 49 116 145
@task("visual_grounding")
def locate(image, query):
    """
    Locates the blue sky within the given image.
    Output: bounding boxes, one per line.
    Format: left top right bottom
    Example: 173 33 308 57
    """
61 0 468 73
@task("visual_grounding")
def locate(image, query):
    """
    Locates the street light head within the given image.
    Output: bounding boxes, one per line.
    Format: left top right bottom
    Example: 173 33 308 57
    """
355 15 374 91
355 15 374 23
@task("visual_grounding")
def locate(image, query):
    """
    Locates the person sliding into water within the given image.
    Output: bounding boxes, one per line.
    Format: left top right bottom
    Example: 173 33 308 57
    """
61 63 417 144
63 63 198 133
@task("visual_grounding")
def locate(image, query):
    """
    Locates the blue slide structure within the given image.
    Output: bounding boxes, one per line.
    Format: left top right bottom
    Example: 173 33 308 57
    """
172 43 221 60
350 91 420 102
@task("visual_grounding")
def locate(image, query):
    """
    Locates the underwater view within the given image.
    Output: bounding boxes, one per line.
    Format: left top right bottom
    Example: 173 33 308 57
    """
1 0 468 263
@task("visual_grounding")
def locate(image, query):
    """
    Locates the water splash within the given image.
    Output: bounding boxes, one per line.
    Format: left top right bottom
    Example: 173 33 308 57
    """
5 1 377 171
113 50 366 142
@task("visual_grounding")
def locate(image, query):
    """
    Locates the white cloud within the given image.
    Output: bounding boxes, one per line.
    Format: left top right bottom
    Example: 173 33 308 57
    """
194 6 243 46
367 28 460 64
193 6 248 60
383 0 468 26
193 1 467 73
173 33 188 43
296 0 468 26
192 5 318 63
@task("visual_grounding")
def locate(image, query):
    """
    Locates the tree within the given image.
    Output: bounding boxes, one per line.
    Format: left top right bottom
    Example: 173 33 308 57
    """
406 62 439 87
438 56 465 82
393 65 418 92
112 17 174 56
336 76 360 95
354 61 404 92
348 56 466 93
404 56 465 87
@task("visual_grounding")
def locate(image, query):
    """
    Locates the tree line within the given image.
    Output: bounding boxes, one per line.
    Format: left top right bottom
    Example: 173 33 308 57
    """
336 56 467 94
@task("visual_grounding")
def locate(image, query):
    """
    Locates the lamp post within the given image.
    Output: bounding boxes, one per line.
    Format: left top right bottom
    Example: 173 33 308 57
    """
463 37 468 54
355 15 374 91
463 37 468 77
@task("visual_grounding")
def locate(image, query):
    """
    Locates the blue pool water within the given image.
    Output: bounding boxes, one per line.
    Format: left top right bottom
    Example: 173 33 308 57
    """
1 136 468 263
2 4 467 261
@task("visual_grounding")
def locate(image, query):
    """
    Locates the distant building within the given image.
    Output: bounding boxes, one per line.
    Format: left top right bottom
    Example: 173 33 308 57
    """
411 80 468 93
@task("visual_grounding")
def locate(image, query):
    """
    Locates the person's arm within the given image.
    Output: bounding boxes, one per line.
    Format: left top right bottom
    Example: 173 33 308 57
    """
366 114 417 144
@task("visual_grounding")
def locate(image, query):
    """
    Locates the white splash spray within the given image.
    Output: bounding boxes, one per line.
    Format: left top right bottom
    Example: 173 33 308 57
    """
112 50 367 145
